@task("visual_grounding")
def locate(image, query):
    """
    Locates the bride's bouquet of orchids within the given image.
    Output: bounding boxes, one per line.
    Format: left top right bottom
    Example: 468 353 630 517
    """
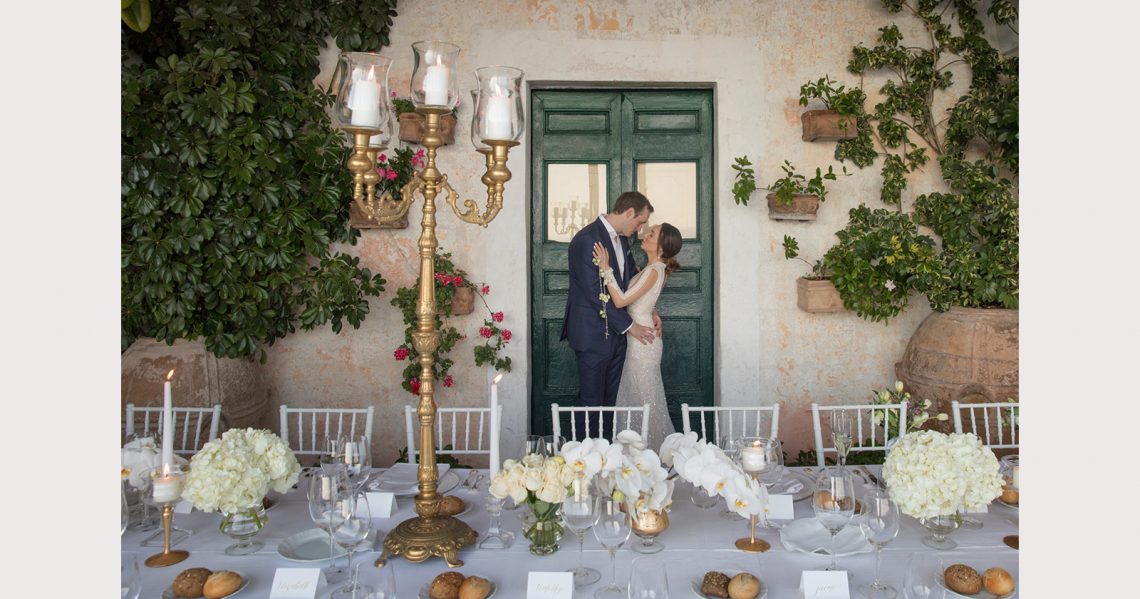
659 431 768 519
558 430 673 515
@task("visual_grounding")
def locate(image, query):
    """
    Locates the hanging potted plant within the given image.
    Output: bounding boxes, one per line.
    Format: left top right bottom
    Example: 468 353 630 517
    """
782 235 844 313
349 146 426 230
394 94 458 145
798 75 865 142
765 160 848 221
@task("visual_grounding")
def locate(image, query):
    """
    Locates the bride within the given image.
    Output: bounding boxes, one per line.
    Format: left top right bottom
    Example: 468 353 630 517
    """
592 223 682 450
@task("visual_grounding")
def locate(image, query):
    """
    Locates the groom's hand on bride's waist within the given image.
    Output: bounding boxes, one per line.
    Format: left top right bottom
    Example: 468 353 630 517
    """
629 323 656 344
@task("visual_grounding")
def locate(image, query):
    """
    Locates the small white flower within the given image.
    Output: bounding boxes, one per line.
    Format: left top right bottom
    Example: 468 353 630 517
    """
885 280 896 290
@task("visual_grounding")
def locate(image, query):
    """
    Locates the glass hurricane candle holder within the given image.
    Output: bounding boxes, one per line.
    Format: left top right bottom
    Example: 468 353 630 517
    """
411 41 460 109
332 52 393 132
472 66 524 143
143 466 190 567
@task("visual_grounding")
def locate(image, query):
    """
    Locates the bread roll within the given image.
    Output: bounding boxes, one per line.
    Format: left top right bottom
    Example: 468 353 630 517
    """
727 572 761 599
171 567 212 598
944 564 982 595
1000 486 1019 505
700 571 730 598
439 495 466 516
983 567 1015 596
458 575 492 599
429 571 466 599
203 571 242 599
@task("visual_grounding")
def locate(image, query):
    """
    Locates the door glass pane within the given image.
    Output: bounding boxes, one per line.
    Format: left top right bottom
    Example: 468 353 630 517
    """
546 163 607 243
636 162 697 238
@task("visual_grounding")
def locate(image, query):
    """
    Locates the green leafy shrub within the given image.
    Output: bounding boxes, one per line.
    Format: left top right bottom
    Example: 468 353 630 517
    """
768 160 848 205
390 250 470 394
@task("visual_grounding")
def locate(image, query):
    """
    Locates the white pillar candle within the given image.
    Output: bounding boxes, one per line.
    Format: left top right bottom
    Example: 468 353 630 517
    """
423 65 449 106
161 369 175 469
489 373 503 478
345 441 354 466
741 444 766 472
152 466 182 503
484 92 512 140
321 477 332 500
348 77 381 127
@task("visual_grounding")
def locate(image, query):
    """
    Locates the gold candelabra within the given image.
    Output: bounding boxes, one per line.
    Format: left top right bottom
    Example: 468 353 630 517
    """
333 46 524 568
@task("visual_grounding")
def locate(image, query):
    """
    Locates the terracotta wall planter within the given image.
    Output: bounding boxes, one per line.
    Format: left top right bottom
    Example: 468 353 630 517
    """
796 277 845 313
398 112 457 145
801 109 857 142
767 193 820 221
451 286 475 315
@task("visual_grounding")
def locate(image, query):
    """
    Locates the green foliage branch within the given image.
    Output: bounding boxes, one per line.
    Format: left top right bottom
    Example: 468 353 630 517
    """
390 250 470 394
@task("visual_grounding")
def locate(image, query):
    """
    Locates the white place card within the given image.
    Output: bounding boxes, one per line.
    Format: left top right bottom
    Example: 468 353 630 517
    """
800 570 850 599
526 571 574 599
270 568 326 599
173 499 194 514
366 491 396 518
766 494 795 521
967 503 989 515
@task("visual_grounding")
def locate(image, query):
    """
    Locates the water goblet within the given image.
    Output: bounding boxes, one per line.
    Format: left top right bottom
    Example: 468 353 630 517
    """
858 488 900 599
121 551 141 599
362 563 397 599
561 480 601 587
542 434 567 455
309 467 350 582
524 434 547 457
592 498 632 599
717 436 744 521
332 490 373 599
338 434 373 491
121 483 130 536
830 411 854 468
813 466 856 573
628 556 670 599
901 552 940 599
320 434 348 469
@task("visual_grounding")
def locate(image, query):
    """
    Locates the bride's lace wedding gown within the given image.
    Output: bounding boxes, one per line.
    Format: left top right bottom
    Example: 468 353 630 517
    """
613 261 675 450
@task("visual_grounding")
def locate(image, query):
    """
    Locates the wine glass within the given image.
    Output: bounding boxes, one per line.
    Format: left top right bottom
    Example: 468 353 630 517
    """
121 483 130 536
309 467 350 582
121 551 141 599
830 411 854 468
717 436 744 520
592 498 632 599
857 488 900 599
524 434 547 457
813 466 856 573
320 434 348 469
628 556 670 598
901 552 940 599
542 434 567 455
332 490 373 598
362 563 397 599
561 479 602 587
336 434 373 491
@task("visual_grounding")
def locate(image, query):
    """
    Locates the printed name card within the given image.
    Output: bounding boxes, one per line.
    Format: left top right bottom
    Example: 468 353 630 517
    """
966 503 989 515
270 568 326 598
800 570 850 599
767 494 795 521
366 491 396 518
527 571 574 599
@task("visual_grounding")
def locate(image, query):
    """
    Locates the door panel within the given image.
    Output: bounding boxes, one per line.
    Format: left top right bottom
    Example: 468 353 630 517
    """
530 89 714 436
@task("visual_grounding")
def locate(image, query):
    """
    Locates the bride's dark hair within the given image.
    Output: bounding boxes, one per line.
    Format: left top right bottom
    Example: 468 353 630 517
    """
658 223 682 275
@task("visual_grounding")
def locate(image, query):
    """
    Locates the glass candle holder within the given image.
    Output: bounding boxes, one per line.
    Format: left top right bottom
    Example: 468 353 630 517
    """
472 66 525 143
333 52 392 132
411 41 460 109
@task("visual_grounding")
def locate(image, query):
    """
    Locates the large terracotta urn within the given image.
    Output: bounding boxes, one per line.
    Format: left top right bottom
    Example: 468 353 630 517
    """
121 338 269 433
896 307 1018 425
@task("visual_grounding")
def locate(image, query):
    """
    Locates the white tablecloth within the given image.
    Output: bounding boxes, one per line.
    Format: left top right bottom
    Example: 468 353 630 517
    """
121 467 1019 598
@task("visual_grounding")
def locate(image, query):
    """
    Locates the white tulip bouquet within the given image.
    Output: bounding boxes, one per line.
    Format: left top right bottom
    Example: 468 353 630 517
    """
663 431 768 519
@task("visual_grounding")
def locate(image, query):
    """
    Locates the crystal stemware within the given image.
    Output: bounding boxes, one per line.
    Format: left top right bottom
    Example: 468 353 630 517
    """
628 556 670 598
813 466 856 573
524 435 547 457
592 498 631 598
479 476 516 549
830 411 854 468
332 490 373 598
309 467 350 582
121 483 130 536
561 480 602 587
717 436 744 521
362 563 397 599
121 551 141 599
857 488 900 599
901 552 940 599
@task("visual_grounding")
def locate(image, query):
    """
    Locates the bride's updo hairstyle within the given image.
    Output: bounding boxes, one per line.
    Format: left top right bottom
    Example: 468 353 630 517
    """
658 223 682 275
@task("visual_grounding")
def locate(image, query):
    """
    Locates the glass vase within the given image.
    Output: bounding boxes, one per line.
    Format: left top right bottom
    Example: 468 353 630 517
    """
219 504 267 555
520 502 563 556
919 513 959 550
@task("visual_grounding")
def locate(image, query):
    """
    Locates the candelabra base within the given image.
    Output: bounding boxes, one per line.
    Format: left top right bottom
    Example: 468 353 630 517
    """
734 537 771 553
145 549 189 568
375 515 477 568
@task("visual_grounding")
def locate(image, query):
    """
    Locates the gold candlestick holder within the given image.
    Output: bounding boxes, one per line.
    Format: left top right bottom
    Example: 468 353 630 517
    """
734 472 770 553
145 503 190 567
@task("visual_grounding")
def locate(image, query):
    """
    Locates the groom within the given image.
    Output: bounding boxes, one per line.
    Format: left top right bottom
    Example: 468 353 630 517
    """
561 191 657 440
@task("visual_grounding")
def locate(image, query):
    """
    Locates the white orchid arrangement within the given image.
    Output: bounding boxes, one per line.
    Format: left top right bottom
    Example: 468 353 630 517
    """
181 428 301 514
881 430 1004 519
121 436 189 488
663 431 768 519
559 430 675 515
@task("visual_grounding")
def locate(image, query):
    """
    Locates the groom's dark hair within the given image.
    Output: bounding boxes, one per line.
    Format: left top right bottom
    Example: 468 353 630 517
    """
611 191 653 216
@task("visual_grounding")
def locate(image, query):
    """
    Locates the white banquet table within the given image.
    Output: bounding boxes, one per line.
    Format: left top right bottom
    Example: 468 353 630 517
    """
121 467 1019 598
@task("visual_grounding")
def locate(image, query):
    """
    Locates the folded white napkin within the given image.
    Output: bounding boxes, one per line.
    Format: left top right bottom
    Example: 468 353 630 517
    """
779 517 872 556
371 463 449 492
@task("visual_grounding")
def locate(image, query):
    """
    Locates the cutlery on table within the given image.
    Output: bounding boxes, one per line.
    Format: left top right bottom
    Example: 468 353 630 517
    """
859 466 885 488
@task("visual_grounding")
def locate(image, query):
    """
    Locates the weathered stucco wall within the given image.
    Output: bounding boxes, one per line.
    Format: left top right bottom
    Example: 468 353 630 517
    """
263 0 977 465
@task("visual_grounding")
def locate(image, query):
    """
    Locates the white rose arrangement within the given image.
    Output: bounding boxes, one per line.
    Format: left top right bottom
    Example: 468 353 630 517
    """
665 432 767 519
881 430 1003 519
488 453 576 551
182 428 302 514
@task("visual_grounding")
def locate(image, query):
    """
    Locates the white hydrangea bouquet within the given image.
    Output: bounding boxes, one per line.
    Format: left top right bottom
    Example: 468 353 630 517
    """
488 453 576 554
661 431 767 519
182 428 301 514
559 430 675 516
881 430 1003 519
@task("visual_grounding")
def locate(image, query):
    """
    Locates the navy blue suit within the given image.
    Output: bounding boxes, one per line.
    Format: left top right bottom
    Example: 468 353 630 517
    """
560 218 638 439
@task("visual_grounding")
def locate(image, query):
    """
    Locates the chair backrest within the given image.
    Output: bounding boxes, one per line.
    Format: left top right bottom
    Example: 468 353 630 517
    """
811 402 908 468
279 405 375 456
549 403 650 442
681 403 780 444
124 403 222 455
405 404 504 465
951 400 1019 449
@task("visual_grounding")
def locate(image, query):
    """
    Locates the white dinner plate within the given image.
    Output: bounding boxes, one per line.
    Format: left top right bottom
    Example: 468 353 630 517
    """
690 570 767 599
276 528 349 562
418 577 497 599
162 571 249 599
369 469 460 497
779 518 873 557
769 470 814 501
935 564 1017 599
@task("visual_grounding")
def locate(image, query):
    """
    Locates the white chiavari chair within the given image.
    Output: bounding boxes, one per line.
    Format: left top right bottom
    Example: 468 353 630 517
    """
680 403 780 444
550 403 650 443
279 405 374 458
404 404 503 465
124 403 222 455
951 400 1019 449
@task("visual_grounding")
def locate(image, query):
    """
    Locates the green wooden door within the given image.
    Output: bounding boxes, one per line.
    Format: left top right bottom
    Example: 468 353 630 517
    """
530 89 715 437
